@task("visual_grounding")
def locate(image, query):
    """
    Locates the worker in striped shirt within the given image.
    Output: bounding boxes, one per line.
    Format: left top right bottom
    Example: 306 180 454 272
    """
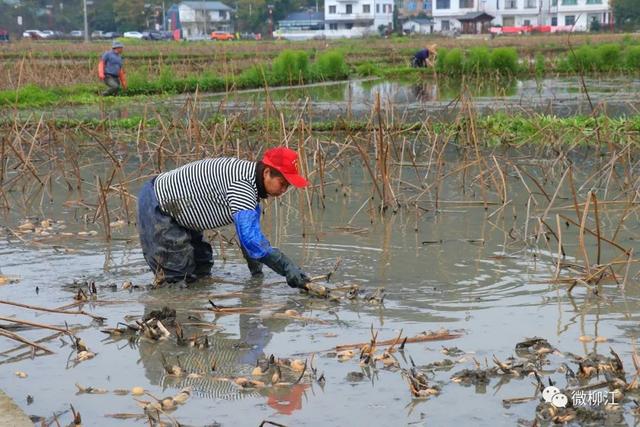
137 147 311 287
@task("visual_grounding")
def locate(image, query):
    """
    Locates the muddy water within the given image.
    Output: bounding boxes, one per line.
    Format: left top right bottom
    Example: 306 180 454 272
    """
0 145 639 426
200 77 640 119
27 77 640 122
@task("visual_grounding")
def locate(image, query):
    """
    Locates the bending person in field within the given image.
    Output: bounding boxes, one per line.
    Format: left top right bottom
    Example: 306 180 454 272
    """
411 44 437 68
137 147 311 288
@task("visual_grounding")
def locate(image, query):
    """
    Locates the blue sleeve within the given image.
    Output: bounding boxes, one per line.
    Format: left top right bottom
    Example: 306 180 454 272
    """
233 206 274 259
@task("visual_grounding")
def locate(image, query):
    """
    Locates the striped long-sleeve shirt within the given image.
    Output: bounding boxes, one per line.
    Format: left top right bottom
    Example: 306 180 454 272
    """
153 158 258 231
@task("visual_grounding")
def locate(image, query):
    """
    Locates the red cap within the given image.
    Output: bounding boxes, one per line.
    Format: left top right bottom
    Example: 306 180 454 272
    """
262 147 308 188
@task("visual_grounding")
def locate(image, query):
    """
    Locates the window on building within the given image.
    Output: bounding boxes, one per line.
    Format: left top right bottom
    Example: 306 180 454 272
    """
329 23 337 30
424 0 431 9
586 0 602 3
524 19 531 25
459 0 473 8
505 0 517 9
551 16 558 25
442 20 450 30
219 11 227 19
552 0 557 5
525 0 536 8
376 4 380 12
561 0 577 4
329 5 336 13
565 15 575 25
502 16 515 26
363 4 371 13
346 4 352 13
436 0 450 9
346 23 353 29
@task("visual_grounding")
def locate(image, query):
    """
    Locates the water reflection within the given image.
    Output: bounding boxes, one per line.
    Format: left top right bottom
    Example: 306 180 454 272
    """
29 77 640 122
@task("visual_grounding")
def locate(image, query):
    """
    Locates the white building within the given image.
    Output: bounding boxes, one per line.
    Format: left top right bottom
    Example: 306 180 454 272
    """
178 1 233 40
431 0 480 32
494 0 548 27
551 0 612 31
403 17 435 34
324 0 395 37
430 0 611 33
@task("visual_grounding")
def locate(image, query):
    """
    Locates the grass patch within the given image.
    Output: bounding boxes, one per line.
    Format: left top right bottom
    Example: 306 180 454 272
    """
596 44 622 72
490 47 519 75
312 49 350 81
625 46 640 70
271 50 311 85
463 47 491 76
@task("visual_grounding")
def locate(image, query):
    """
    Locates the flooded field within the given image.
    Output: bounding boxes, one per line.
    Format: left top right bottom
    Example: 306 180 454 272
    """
25 77 640 123
1 110 639 427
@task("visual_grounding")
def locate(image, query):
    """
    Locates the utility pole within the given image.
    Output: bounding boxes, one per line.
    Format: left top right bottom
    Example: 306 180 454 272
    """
162 1 166 31
83 0 89 42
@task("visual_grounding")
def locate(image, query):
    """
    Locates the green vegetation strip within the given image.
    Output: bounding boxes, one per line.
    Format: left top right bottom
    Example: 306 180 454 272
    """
0 49 349 107
5 113 638 146
4 39 640 108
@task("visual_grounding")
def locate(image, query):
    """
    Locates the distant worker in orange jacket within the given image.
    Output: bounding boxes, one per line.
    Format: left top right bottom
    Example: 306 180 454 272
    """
98 41 127 96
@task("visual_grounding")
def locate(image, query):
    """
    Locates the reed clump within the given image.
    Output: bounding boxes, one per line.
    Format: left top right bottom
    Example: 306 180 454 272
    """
442 48 464 75
271 49 311 85
463 47 491 76
355 61 377 77
624 46 640 70
489 47 519 75
312 49 350 81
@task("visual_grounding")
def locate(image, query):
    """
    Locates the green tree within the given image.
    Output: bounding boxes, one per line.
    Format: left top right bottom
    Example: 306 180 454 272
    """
235 0 267 32
234 0 316 34
114 0 145 31
613 0 640 30
91 0 116 31
393 4 400 33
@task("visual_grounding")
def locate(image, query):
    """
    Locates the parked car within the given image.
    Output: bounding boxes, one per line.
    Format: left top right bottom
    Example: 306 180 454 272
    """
22 30 50 39
91 30 105 39
69 30 84 38
102 31 121 39
142 31 162 40
210 31 234 41
123 31 144 39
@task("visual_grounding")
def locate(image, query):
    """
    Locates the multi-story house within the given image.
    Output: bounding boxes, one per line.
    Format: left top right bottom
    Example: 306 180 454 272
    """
178 1 233 40
399 0 434 17
324 0 394 36
431 0 483 32
551 0 611 31
431 0 610 32
495 0 547 27
490 0 610 29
